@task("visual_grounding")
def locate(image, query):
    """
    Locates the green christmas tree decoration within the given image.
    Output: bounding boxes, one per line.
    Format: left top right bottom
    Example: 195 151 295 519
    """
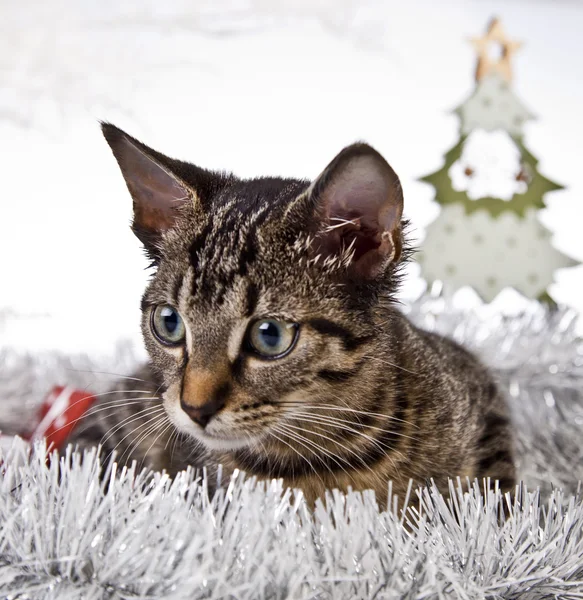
419 135 564 217
418 17 578 303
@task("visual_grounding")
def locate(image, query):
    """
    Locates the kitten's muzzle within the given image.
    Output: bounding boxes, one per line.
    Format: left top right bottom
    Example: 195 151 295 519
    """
180 396 225 428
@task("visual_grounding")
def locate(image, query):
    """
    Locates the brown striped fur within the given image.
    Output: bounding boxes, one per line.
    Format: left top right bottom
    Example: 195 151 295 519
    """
67 124 516 506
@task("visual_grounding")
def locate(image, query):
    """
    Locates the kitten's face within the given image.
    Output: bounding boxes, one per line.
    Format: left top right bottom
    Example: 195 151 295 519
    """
102 124 405 454
141 181 373 450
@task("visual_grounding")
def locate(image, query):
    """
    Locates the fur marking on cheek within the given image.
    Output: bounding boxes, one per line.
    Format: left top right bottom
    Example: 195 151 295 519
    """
317 366 362 383
307 318 373 351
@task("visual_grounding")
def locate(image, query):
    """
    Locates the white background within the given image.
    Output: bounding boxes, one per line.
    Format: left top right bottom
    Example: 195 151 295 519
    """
1 0 582 355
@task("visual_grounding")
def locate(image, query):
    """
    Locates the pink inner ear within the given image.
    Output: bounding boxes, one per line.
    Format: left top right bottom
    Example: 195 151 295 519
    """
118 138 190 233
326 159 398 246
326 158 396 227
313 150 403 277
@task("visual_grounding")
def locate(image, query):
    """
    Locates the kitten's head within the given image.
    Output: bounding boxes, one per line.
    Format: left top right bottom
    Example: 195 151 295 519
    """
102 123 407 452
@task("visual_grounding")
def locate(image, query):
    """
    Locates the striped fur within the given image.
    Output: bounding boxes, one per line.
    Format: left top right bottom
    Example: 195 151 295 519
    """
67 125 516 506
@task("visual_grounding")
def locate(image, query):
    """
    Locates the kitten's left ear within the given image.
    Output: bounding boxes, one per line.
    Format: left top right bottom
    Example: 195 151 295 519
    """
302 143 404 279
101 122 194 260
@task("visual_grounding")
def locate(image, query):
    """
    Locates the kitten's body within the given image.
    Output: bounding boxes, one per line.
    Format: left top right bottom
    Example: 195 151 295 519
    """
68 125 515 506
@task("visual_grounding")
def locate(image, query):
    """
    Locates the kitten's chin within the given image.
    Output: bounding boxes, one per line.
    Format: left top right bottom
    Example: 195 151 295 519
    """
194 433 252 452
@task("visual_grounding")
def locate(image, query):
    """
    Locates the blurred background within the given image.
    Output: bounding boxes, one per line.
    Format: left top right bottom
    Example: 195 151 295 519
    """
1 0 582 358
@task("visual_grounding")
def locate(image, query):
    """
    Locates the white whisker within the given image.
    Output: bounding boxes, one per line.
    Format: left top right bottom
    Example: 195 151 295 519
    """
113 410 168 467
273 424 352 483
288 414 406 481
269 426 326 488
57 398 162 441
288 410 421 443
138 419 174 472
280 401 419 429
50 388 160 430
65 369 151 383
361 355 419 376
283 422 379 479
100 405 166 449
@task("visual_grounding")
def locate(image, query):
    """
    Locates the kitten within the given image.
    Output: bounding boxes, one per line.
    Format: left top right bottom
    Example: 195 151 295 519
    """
67 123 516 506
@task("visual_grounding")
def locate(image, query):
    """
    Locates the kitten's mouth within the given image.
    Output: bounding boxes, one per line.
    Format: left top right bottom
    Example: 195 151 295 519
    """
173 412 253 450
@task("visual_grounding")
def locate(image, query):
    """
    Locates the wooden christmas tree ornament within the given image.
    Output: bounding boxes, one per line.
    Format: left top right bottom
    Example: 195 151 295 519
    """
418 18 578 304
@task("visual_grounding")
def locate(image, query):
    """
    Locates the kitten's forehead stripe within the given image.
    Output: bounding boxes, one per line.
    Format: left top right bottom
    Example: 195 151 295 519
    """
187 202 271 306
172 274 184 305
244 281 259 318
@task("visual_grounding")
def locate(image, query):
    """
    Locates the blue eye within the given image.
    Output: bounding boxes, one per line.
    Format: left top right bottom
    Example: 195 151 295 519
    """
248 319 298 358
151 305 186 345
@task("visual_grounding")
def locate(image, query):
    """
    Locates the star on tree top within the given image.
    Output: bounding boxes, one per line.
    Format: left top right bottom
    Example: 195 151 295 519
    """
471 17 522 83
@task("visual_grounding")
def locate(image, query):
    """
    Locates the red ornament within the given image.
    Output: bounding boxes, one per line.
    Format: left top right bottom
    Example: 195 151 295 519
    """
28 386 98 451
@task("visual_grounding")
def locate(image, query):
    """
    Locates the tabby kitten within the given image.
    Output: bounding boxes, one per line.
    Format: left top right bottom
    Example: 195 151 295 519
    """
68 123 516 506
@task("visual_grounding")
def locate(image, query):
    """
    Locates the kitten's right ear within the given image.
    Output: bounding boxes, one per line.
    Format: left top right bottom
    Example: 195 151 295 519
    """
286 142 404 280
101 123 193 260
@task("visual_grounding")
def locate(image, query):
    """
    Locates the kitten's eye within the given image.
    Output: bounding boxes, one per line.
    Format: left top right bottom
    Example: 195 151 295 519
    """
151 305 186 345
247 319 298 359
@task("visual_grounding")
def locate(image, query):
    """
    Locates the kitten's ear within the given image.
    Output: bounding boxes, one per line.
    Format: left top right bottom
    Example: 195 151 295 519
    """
101 122 193 258
304 143 404 279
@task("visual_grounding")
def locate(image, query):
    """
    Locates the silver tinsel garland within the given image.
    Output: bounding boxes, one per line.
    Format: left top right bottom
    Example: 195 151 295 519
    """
1 294 583 598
